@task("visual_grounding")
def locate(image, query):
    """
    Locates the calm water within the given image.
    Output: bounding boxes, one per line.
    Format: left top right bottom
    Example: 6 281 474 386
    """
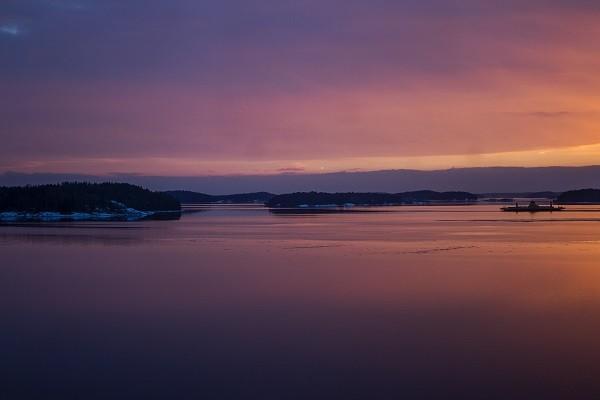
3 204 600 399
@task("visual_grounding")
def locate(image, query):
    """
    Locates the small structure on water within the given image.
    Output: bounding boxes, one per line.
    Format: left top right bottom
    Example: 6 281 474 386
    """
501 200 565 212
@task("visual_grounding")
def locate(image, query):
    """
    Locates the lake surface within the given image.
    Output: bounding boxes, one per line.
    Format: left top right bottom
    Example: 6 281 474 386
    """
3 204 600 399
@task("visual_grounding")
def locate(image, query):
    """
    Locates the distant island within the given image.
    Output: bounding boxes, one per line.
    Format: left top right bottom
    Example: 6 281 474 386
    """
165 190 274 204
557 189 600 204
6 183 597 220
0 182 181 221
266 191 477 208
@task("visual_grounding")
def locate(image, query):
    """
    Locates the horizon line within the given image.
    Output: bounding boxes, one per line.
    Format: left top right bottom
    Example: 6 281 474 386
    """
3 164 600 178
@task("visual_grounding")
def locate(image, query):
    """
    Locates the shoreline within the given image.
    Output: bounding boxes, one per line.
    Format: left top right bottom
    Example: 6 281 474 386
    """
0 209 181 222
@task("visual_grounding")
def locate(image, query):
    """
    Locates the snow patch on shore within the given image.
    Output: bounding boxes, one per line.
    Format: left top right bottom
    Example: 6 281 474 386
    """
0 209 155 222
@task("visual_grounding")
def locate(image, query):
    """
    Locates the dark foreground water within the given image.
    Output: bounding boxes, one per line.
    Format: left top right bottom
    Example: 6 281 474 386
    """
3 205 600 399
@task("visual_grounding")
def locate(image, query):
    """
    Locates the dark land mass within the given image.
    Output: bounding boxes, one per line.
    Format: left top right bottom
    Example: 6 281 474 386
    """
0 182 180 213
266 191 477 208
165 190 275 204
477 191 561 199
557 189 600 204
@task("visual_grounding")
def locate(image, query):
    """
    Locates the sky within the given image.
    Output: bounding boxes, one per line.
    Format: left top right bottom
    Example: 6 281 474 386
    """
2 0 600 176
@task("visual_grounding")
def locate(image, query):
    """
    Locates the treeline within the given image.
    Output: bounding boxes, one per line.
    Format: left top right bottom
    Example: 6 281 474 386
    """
266 191 477 207
0 182 180 213
477 191 560 199
165 190 275 204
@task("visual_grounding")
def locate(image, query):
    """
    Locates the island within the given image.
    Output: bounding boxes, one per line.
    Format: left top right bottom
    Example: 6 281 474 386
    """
265 190 477 208
0 182 181 221
557 189 600 204
165 190 274 204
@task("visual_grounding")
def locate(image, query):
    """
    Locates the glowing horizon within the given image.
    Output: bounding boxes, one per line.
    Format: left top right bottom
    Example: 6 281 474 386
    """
4 142 600 177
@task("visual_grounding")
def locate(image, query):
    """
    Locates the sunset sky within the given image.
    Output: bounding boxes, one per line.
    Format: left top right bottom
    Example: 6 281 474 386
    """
2 0 600 175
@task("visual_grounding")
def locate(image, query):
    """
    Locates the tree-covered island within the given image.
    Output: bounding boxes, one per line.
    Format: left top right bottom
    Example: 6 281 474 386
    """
266 190 477 208
0 182 181 221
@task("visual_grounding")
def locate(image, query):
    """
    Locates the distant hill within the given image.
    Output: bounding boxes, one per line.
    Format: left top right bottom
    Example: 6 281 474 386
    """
557 189 600 204
165 190 275 204
478 191 561 199
4 166 600 193
266 191 477 208
0 182 180 213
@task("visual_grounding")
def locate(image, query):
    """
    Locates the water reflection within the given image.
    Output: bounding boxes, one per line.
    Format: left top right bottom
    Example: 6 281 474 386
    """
2 205 600 398
268 207 383 215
